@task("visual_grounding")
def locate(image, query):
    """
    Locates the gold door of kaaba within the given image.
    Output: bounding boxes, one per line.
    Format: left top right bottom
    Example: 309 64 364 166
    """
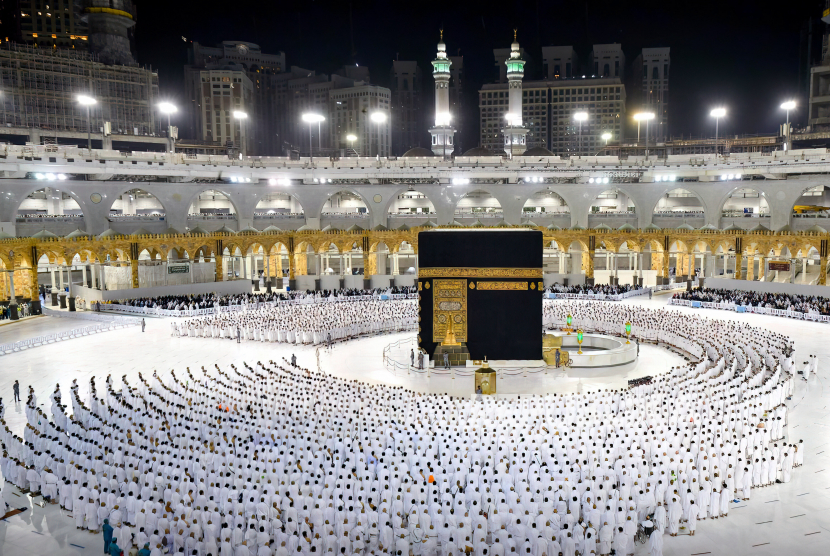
432 279 467 343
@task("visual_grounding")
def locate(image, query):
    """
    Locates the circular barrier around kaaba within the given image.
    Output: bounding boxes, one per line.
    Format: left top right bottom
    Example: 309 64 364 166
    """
546 331 638 368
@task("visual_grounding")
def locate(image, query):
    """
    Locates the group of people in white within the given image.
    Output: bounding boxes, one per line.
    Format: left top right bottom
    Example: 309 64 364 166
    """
0 297 807 556
171 299 418 345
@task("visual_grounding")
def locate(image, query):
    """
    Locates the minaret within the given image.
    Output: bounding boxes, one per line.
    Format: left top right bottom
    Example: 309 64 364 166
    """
502 29 527 157
430 30 456 158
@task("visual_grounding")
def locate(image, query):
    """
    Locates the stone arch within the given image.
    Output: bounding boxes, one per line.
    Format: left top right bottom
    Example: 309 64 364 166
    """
651 187 707 215
589 188 637 215
316 240 341 254
319 189 371 220
791 184 830 214
254 191 305 217
521 188 570 219
186 188 240 217
384 186 438 218
453 189 503 218
108 187 168 217
15 186 89 221
718 186 771 219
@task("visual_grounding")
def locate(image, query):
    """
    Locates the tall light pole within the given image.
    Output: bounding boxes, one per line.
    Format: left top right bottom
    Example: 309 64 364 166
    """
710 108 726 158
370 111 387 158
599 132 612 155
634 112 654 157
232 110 248 157
573 112 587 156
346 133 357 156
158 102 177 153
780 101 796 151
301 113 325 163
77 95 96 150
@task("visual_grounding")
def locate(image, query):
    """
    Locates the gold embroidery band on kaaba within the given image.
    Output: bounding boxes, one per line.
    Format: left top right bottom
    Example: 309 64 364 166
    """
476 281 529 291
419 267 543 278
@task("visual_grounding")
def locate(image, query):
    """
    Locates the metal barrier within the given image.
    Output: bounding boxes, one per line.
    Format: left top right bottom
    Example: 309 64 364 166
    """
0 314 140 356
667 297 830 323
43 307 142 325
546 288 651 302
101 293 419 318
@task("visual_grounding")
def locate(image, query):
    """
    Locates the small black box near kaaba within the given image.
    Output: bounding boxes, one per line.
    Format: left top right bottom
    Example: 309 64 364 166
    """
417 230 543 361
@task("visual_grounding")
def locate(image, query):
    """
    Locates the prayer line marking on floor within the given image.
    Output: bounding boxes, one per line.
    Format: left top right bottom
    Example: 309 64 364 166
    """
790 514 806 518
69 543 85 549
805 532 821 536
756 520 773 524
764 500 779 503
797 493 809 496
691 552 711 555
752 542 770 547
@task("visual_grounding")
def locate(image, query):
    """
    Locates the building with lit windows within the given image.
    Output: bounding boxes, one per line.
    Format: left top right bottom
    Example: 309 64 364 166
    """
479 77 625 155
188 69 253 155
632 47 670 140
329 85 390 157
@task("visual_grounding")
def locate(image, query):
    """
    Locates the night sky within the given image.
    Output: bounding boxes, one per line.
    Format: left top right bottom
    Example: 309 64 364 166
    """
134 0 824 148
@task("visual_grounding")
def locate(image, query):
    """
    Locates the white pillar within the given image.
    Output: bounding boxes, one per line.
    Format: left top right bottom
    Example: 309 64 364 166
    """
8 270 15 301
50 267 56 290
81 264 87 288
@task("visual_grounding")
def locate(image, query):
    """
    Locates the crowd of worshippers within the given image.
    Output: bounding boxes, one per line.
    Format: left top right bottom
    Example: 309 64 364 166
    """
172 299 418 345
111 287 416 311
0 300 807 556
0 301 34 320
674 288 830 315
546 283 643 296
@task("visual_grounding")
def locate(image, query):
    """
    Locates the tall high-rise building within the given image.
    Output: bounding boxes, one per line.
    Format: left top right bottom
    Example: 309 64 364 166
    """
185 41 286 155
480 77 625 156
0 42 159 136
429 32 455 158
808 2 830 131
542 46 578 80
448 54 464 152
590 43 625 79
187 68 253 154
0 0 139 64
633 47 670 140
0 0 89 51
84 0 136 66
390 60 423 155
330 84 390 157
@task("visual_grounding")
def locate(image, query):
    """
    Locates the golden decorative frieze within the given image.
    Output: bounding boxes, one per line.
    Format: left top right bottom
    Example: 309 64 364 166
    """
476 281 529 291
419 267 543 279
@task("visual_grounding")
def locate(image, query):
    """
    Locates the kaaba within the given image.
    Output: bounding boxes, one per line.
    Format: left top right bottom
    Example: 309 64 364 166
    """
418 230 543 361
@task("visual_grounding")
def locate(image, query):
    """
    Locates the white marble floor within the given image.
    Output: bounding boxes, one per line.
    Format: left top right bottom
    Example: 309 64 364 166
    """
0 291 829 555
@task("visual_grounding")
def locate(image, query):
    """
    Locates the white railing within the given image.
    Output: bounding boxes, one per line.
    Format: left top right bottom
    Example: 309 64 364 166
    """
545 287 651 302
100 293 419 318
667 297 830 323
652 281 691 292
0 312 139 356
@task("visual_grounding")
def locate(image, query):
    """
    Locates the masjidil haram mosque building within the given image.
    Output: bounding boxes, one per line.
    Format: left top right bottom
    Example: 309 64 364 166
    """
1 33 830 556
